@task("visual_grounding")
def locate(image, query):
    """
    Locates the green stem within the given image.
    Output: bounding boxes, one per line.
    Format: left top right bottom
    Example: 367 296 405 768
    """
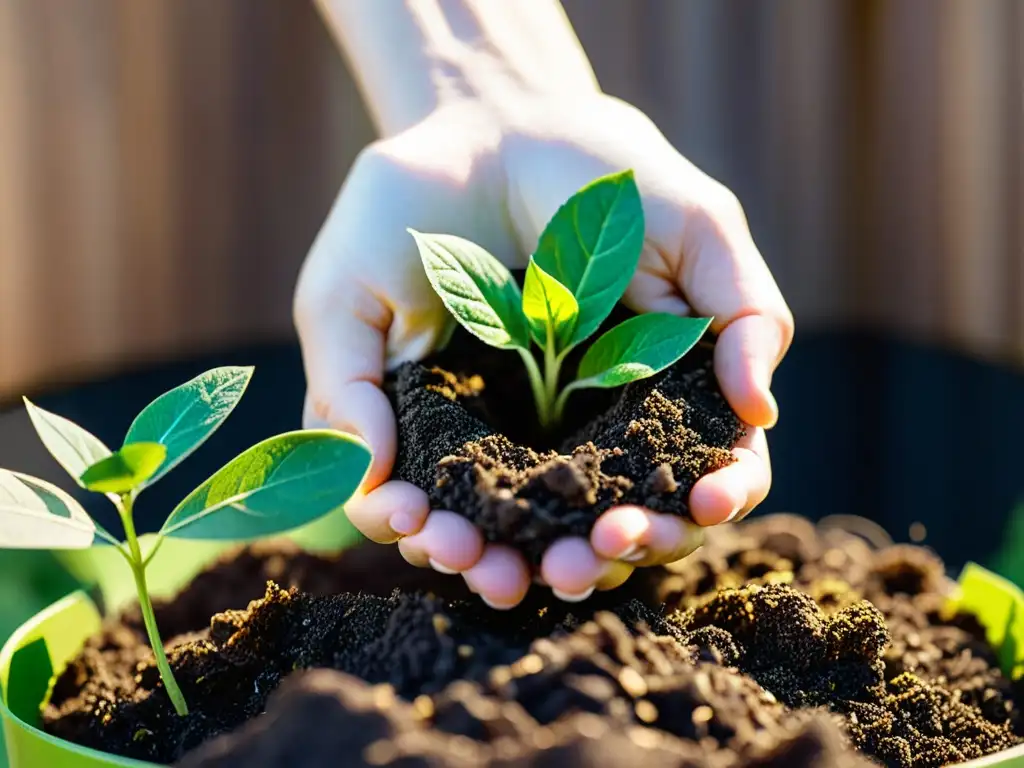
119 497 189 716
518 347 549 426
141 535 165 569
551 382 576 427
542 333 563 428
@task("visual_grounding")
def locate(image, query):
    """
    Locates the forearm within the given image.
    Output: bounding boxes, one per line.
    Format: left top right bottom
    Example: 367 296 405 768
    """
313 0 600 136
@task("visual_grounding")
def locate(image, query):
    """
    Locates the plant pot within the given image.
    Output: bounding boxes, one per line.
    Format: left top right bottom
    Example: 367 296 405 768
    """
3 521 1023 768
1 591 156 768
4 593 1024 768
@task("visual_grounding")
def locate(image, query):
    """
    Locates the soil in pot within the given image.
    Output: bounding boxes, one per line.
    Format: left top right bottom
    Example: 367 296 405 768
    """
40 515 1023 767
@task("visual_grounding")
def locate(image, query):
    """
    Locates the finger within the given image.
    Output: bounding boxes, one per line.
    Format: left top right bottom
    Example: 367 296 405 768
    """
689 427 771 526
681 205 793 428
714 314 788 429
343 480 430 544
462 545 531 610
596 560 635 591
623 180 793 429
590 505 651 562
606 508 706 567
397 510 484 573
296 274 396 491
540 537 609 602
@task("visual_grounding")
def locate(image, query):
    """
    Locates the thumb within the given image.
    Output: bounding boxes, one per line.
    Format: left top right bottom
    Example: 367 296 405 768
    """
295 276 396 491
625 182 793 429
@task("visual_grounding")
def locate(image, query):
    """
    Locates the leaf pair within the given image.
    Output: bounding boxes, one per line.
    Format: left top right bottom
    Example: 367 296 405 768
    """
412 169 646 360
2 367 373 550
410 169 713 426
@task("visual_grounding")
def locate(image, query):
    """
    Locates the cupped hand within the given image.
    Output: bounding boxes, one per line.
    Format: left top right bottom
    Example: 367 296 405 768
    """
294 92 793 609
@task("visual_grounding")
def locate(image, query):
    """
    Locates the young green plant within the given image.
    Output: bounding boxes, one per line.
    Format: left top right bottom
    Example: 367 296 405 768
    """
409 169 713 429
0 367 372 717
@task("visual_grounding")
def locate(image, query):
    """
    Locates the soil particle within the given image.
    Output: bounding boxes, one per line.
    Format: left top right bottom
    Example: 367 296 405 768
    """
43 515 1022 767
390 327 744 565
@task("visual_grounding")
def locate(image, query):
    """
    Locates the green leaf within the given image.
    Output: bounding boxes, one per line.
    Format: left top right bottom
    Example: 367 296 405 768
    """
573 314 712 390
79 443 168 495
952 562 1024 680
160 429 372 541
0 469 118 549
22 398 112 487
522 258 579 352
123 366 254 489
532 169 645 347
409 229 530 350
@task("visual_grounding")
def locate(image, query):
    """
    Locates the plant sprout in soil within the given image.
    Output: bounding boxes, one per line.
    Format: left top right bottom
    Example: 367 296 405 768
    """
0 366 372 716
409 169 713 430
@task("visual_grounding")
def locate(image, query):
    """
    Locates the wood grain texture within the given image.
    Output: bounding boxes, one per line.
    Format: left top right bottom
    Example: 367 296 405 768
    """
0 0 1020 398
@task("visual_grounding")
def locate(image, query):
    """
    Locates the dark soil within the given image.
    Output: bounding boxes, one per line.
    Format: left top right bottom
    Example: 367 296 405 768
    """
43 515 1023 767
389 317 746 565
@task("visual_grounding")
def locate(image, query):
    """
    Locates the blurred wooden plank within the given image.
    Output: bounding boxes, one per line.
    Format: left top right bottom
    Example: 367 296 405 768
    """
940 0 1013 357
113 0 182 362
760 0 851 327
1013 0 1024 362
1 0 1022 400
866 0 945 341
0 0 36 394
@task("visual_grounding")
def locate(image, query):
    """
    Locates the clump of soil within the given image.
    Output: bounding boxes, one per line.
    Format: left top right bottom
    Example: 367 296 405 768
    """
389 320 745 564
42 515 1023 767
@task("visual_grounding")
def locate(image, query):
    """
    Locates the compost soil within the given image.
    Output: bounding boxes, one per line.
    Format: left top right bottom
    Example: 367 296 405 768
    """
43 515 1023 768
388 316 746 565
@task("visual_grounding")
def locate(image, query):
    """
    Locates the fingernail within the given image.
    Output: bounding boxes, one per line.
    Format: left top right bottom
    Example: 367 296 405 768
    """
763 390 779 429
390 511 419 536
622 547 648 563
480 595 514 610
726 504 744 522
614 543 638 561
429 558 458 575
552 586 595 603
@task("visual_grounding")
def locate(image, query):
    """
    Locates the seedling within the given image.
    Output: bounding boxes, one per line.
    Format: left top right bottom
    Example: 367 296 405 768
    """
0 367 372 716
409 169 712 429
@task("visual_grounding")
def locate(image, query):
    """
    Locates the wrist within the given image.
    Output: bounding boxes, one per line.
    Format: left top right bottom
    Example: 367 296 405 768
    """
315 0 601 136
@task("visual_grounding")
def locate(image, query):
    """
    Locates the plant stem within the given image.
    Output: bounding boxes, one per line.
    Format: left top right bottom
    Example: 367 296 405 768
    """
518 348 550 426
141 535 165 569
551 383 575 426
119 496 189 716
542 334 563 428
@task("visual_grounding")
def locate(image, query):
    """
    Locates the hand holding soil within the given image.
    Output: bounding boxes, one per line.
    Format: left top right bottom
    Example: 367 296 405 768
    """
294 1 794 610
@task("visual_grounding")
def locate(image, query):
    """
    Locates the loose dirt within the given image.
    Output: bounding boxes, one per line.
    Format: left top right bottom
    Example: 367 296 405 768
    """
43 516 1023 767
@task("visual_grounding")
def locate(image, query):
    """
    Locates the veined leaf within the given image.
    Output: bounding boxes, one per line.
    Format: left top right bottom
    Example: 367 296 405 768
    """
0 469 117 549
80 443 168 495
410 229 530 350
532 170 645 347
951 562 1024 680
573 314 712 390
123 366 253 489
23 398 112 488
523 258 579 352
161 430 372 541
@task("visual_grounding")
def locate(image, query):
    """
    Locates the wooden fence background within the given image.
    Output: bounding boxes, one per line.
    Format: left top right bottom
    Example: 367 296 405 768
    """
1 0 1021 398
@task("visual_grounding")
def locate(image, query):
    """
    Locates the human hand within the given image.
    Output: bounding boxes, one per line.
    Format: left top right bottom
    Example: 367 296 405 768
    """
294 90 793 609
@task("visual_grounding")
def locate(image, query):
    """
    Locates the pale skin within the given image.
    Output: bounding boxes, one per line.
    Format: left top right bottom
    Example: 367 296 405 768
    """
296 0 794 608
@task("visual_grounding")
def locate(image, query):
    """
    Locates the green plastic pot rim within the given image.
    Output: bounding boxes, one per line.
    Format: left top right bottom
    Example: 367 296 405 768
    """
956 745 1024 767
1 591 160 767
3 595 1024 768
